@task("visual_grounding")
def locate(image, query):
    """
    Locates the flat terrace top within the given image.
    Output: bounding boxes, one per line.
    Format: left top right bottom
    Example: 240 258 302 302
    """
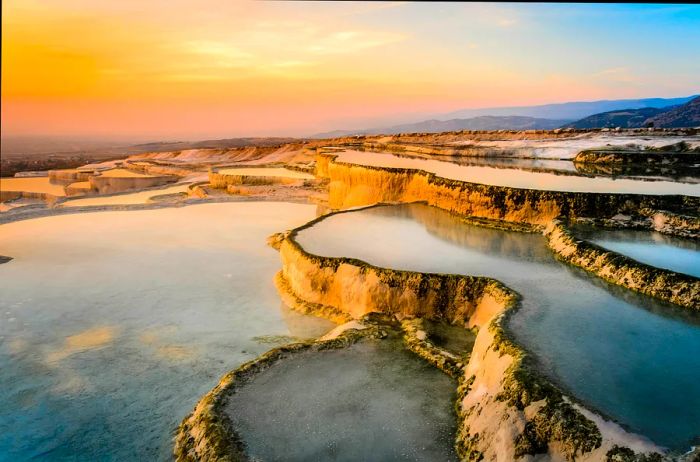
97 168 158 178
216 167 314 179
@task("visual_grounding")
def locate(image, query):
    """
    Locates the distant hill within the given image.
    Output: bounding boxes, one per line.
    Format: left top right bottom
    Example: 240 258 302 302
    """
441 95 697 121
129 137 298 152
565 96 700 129
564 107 667 129
312 95 697 138
312 116 572 138
646 96 700 128
1 136 299 177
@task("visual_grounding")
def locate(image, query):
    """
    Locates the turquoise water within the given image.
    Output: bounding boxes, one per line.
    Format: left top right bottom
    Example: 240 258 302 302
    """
226 338 457 462
0 203 334 461
333 150 700 196
571 225 700 278
295 203 700 452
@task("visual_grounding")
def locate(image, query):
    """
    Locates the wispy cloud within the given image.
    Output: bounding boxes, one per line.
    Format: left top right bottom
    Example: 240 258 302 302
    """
592 67 640 84
182 40 253 61
306 30 405 55
463 4 522 28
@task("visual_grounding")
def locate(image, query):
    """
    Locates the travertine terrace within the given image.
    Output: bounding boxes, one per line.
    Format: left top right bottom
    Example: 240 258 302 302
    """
2 129 699 462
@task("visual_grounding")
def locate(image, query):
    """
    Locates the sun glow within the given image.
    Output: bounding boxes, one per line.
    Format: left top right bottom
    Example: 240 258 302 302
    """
2 1 699 138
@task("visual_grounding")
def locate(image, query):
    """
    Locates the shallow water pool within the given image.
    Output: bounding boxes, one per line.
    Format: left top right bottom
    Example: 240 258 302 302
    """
0 202 334 461
227 338 457 462
0 177 67 196
332 150 700 196
571 225 700 278
59 183 192 208
295 203 700 452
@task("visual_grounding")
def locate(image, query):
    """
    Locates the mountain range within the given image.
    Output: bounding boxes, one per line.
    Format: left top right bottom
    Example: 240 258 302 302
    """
311 95 698 138
563 107 666 129
566 96 700 129
645 96 700 128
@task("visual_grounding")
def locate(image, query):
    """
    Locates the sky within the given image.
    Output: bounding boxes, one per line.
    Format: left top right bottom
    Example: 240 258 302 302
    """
2 1 700 140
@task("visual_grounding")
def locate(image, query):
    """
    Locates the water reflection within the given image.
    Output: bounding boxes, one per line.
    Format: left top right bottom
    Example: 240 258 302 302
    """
406 153 700 184
45 326 119 364
296 203 700 452
0 203 334 461
333 150 700 196
571 224 700 278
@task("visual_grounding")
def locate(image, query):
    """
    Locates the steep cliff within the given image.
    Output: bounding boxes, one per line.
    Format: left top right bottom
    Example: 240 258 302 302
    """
321 153 697 228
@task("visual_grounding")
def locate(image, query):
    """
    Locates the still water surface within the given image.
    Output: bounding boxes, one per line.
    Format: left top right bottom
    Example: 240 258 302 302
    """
0 203 334 461
296 203 700 452
333 150 700 196
571 225 700 278
227 338 458 462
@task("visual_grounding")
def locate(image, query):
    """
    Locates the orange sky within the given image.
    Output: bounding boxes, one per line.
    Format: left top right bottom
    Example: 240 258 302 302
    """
3 1 699 139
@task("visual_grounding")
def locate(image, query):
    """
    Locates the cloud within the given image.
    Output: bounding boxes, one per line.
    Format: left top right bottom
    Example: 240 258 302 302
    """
305 30 406 55
344 1 408 16
306 30 406 55
182 40 253 64
592 67 640 84
463 4 521 28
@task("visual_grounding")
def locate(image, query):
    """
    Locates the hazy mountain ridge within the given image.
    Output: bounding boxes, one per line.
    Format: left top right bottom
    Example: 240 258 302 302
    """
646 96 700 128
0 137 299 177
564 107 668 129
567 96 700 129
311 95 697 138
441 96 696 120
312 116 573 138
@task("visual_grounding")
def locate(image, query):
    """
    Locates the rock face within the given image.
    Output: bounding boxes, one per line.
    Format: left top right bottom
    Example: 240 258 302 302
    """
644 209 700 238
0 190 61 206
88 172 177 194
209 172 302 188
320 152 698 227
48 169 94 183
278 233 492 323
574 146 700 165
